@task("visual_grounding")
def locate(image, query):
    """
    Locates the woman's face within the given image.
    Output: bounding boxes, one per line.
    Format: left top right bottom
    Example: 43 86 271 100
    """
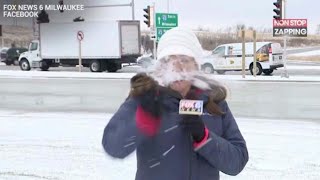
168 55 198 96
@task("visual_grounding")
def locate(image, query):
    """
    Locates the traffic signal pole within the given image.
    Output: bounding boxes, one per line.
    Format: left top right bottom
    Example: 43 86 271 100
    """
84 2 135 20
153 2 157 60
84 3 132 8
281 0 289 78
143 4 156 58
273 0 288 78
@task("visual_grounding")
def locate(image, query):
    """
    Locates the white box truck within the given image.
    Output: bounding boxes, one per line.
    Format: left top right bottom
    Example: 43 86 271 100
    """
200 42 284 75
19 20 141 72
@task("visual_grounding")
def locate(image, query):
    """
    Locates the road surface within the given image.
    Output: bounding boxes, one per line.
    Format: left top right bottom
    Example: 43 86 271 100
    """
0 76 319 120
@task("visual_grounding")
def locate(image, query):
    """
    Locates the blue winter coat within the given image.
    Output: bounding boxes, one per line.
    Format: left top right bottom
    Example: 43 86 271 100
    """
102 91 248 180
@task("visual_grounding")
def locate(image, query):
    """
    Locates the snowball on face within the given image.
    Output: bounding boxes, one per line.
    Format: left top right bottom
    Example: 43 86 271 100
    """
150 55 199 86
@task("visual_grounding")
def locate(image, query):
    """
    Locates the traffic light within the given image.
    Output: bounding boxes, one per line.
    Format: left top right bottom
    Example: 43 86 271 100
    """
37 10 49 24
273 0 282 20
59 0 64 13
74 16 85 22
143 6 151 27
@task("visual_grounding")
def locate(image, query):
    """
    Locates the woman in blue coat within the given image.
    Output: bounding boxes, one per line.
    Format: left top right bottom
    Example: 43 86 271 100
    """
102 27 248 180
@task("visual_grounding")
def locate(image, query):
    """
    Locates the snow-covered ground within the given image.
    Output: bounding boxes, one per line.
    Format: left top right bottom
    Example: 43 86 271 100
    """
286 65 320 70
290 50 320 57
0 111 319 180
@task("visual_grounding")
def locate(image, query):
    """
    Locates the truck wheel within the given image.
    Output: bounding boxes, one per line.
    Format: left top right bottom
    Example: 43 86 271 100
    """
250 63 262 75
263 69 274 75
90 60 102 72
202 64 214 74
216 70 226 75
40 61 50 71
20 59 31 71
107 63 118 72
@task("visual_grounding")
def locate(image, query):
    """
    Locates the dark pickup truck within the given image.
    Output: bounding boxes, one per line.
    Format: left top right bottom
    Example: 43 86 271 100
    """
1 47 28 65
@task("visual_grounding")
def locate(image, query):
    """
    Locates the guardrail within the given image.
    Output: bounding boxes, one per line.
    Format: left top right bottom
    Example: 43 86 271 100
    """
0 72 319 120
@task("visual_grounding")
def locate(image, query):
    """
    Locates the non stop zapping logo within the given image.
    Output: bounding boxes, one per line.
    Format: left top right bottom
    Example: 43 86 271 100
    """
273 19 308 37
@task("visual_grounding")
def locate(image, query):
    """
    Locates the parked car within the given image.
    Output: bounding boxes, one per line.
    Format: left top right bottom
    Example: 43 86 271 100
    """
136 54 155 68
1 47 28 66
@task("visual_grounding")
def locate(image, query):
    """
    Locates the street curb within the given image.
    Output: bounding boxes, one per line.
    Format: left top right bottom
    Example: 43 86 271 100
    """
0 70 320 83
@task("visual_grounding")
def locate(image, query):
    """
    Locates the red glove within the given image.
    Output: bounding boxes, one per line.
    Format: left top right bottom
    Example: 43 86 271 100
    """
136 105 161 136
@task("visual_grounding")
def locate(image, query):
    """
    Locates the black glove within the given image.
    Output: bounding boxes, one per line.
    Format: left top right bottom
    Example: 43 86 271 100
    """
180 115 205 142
130 73 162 118
139 88 162 118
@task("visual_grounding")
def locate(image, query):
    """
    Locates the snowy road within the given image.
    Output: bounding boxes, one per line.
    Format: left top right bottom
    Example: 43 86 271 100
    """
0 111 319 180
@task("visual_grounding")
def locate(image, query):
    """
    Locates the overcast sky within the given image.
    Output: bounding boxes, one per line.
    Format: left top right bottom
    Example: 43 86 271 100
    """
0 0 319 33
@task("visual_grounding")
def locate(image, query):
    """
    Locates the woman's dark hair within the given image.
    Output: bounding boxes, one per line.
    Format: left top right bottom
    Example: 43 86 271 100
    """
191 75 228 116
205 85 227 116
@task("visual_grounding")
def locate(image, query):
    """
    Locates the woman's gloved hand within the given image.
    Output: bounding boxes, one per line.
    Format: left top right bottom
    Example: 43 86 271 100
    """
130 73 163 136
180 115 205 142
180 87 206 143
130 73 163 118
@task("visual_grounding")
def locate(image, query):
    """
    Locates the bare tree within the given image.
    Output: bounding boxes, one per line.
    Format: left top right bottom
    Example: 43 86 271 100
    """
236 24 246 32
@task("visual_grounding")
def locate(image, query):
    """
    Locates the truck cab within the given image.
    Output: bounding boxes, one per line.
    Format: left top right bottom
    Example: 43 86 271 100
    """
19 40 44 71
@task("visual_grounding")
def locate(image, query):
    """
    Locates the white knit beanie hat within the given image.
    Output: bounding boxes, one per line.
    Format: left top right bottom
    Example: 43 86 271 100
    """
157 27 204 60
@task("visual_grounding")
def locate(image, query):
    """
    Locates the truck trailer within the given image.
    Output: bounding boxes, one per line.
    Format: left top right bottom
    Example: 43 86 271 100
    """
19 20 141 72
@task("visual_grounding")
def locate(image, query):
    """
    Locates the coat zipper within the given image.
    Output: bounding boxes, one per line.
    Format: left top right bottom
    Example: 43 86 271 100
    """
188 135 193 180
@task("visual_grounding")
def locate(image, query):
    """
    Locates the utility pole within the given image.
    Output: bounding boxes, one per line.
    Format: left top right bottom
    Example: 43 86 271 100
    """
253 30 257 77
31 0 37 39
13 0 18 26
131 0 135 20
241 30 246 78
167 0 170 13
0 25 3 49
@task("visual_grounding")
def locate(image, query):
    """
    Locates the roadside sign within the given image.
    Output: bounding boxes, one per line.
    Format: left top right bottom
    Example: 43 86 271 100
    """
156 13 178 28
155 13 178 42
77 31 84 41
77 31 84 72
156 27 171 41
